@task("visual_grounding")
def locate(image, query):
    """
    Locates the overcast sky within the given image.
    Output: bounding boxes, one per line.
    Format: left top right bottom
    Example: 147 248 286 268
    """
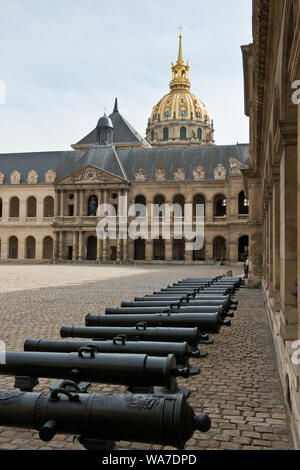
0 0 253 153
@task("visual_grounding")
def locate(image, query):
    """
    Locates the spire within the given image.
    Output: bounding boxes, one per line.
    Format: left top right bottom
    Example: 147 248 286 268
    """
177 27 184 64
113 97 118 113
169 30 191 92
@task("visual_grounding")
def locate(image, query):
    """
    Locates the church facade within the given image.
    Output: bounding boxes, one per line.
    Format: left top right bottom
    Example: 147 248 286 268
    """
0 36 250 264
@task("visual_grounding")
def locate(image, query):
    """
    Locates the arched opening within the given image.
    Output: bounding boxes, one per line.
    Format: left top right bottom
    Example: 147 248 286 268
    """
9 197 19 217
134 238 145 260
27 197 37 218
44 196 54 217
213 237 227 261
25 236 36 259
134 195 146 217
173 239 185 260
193 241 205 261
153 238 165 260
88 196 98 216
180 127 187 140
163 127 169 140
43 236 53 259
153 194 165 219
173 194 185 216
87 236 97 260
238 235 249 262
193 194 205 217
0 198 2 218
238 191 249 215
197 128 202 140
214 194 227 217
8 236 18 259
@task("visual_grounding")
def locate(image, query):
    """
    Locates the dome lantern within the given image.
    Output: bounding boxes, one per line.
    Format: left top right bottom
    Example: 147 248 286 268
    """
169 33 191 92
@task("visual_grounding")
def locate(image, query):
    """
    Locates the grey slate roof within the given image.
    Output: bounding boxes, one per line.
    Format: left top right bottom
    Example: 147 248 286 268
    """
0 144 249 185
75 107 150 148
118 144 249 182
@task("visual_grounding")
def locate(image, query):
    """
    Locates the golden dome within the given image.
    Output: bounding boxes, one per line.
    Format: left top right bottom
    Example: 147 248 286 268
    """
149 91 211 125
146 33 214 146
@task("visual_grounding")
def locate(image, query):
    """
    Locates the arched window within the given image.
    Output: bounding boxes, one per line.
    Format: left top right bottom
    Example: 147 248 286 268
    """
213 237 227 261
173 194 185 216
153 238 165 260
43 236 53 259
8 236 18 259
163 127 169 140
180 127 187 140
44 196 54 217
173 239 185 261
25 236 36 259
197 128 202 140
238 236 249 262
9 197 19 217
27 196 37 218
238 191 249 215
214 194 227 217
193 194 205 217
0 198 2 218
153 195 165 219
134 238 145 260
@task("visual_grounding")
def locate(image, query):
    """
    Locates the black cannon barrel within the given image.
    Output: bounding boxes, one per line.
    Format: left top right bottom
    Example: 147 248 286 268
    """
105 306 224 315
122 299 237 311
155 289 231 296
85 312 231 334
60 325 206 350
0 387 211 449
0 351 185 391
141 294 238 306
24 338 202 367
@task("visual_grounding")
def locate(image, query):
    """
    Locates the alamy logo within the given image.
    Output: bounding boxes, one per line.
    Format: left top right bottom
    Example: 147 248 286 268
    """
0 341 6 364
291 340 300 365
292 80 300 105
0 81 6 104
96 198 205 251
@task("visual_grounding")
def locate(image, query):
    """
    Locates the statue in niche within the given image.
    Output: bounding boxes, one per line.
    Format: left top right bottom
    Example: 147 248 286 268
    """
88 196 98 216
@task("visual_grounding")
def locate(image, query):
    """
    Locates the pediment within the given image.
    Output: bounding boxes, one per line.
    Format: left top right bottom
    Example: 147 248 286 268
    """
57 166 127 185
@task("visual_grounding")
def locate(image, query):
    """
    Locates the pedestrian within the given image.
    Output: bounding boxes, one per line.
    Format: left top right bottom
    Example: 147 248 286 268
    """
243 256 249 279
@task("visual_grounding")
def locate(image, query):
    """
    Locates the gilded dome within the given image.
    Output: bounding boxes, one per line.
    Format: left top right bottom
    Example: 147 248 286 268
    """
149 91 211 125
146 33 214 147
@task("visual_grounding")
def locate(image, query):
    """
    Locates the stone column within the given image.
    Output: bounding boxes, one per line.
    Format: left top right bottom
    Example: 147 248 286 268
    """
59 230 64 259
60 190 64 217
205 240 214 263
78 231 84 260
72 231 77 260
268 195 274 298
272 177 281 311
280 142 298 340
74 190 79 217
55 190 60 217
248 178 263 284
205 199 214 223
145 240 153 261
102 189 108 261
80 190 85 216
54 231 59 259
165 238 173 262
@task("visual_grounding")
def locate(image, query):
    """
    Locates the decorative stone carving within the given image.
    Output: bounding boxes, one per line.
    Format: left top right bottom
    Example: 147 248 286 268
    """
214 164 227 180
135 169 147 182
10 170 21 185
174 167 185 181
61 166 123 185
0 172 4 185
193 165 205 181
229 157 247 176
27 170 38 185
155 168 166 182
45 169 56 183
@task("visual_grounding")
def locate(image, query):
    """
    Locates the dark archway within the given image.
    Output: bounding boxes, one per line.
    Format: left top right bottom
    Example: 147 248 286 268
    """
153 238 165 260
213 237 227 261
43 236 53 259
27 197 37 218
173 239 185 260
9 197 19 217
238 191 249 215
238 235 249 261
134 238 145 260
87 236 97 260
8 236 18 259
44 196 54 217
214 194 226 217
25 236 36 259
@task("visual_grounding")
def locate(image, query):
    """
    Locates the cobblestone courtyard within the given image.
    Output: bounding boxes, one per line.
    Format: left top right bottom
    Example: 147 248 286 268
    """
0 264 295 450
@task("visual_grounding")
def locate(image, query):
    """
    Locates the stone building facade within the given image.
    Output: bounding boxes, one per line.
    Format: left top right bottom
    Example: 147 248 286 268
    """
242 0 300 447
0 36 250 264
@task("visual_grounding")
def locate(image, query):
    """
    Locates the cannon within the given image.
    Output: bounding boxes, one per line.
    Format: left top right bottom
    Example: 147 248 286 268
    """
105 306 234 319
0 384 211 449
85 312 231 334
137 294 238 306
60 324 214 349
24 336 206 375
122 299 237 311
0 350 189 394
